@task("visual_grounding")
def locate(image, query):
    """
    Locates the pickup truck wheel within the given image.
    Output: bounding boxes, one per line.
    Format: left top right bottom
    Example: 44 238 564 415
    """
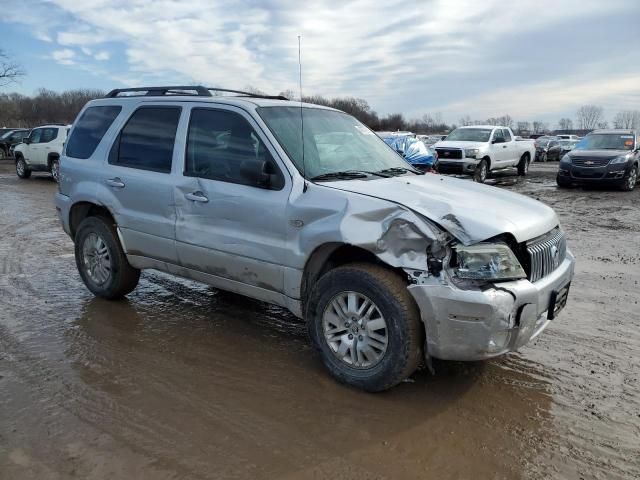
15 157 31 179
50 158 60 183
517 154 530 176
620 164 637 191
307 263 422 392
474 159 488 183
75 216 141 299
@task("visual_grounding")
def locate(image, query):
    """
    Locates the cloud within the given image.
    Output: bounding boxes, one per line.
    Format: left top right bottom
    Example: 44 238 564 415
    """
51 48 76 65
94 51 110 61
3 0 640 122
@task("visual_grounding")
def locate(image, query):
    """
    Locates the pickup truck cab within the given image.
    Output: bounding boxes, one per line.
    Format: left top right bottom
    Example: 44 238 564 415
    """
55 86 574 391
434 126 535 182
14 124 70 182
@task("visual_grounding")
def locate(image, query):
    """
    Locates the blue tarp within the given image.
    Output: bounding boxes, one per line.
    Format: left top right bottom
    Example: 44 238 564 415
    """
384 135 437 167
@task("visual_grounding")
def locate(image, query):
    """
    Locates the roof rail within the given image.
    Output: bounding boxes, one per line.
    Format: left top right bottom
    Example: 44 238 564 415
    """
104 86 288 100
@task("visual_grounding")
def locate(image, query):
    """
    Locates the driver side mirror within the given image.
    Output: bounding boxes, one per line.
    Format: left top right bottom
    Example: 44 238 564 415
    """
23 137 31 144
239 160 284 190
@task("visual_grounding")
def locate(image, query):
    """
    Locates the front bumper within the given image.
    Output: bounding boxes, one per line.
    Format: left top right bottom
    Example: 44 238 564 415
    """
407 250 575 361
437 158 479 175
558 162 630 184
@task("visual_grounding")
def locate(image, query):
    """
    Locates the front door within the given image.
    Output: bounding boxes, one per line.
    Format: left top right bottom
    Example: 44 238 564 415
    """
98 105 182 264
174 106 291 295
24 128 44 167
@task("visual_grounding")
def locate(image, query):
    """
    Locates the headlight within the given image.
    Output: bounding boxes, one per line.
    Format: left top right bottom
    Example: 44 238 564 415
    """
464 148 479 158
610 155 628 164
452 243 526 281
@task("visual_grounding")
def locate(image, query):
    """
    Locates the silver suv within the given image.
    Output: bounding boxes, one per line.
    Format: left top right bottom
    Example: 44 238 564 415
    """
55 86 575 391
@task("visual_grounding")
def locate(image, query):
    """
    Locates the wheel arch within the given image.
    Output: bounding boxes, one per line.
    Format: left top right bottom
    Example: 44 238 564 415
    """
300 242 407 307
69 201 117 240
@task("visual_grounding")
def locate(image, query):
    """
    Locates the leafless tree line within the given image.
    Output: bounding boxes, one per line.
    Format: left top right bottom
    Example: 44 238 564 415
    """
0 89 106 127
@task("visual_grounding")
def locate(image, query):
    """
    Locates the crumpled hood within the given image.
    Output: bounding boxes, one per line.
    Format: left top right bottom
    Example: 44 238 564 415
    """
326 174 558 245
434 140 486 150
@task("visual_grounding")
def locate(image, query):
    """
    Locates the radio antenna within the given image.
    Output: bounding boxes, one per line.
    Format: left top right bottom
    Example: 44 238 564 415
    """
298 35 308 192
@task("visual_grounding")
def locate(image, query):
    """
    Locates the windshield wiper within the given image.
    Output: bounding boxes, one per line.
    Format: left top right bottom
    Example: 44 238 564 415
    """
376 167 423 176
310 170 390 181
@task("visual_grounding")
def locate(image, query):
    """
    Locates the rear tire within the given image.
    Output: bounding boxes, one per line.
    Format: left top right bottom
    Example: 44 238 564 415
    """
15 156 31 179
474 159 489 183
74 216 140 299
517 153 530 176
620 164 637 191
306 263 422 392
50 158 60 183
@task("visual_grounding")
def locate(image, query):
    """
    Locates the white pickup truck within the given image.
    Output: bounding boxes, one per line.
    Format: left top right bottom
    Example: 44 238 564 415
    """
434 126 536 183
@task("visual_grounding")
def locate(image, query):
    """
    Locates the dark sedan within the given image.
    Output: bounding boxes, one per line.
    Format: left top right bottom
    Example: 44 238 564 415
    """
557 129 639 191
534 137 562 162
0 128 30 159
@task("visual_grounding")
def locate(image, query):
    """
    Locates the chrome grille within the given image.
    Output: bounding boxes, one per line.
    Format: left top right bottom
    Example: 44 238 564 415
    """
571 157 611 167
526 228 566 283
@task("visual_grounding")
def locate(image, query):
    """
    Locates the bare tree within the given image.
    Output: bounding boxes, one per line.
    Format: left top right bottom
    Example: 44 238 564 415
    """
576 105 603 130
597 120 609 129
558 118 573 130
532 121 548 133
613 110 640 129
516 121 530 134
459 115 472 126
0 49 25 87
496 114 514 129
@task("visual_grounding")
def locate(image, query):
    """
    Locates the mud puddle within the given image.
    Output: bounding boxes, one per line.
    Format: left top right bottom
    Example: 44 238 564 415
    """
1 163 639 479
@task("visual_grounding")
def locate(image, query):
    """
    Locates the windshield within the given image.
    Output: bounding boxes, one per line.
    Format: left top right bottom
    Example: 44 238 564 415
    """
445 128 492 142
559 140 576 147
258 107 413 179
0 130 15 140
574 134 635 151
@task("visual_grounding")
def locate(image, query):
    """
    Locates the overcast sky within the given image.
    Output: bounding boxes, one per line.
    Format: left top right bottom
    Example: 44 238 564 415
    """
1 0 639 126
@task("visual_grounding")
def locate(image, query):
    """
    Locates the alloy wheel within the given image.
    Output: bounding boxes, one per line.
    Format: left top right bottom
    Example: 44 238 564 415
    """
322 291 388 369
81 233 112 286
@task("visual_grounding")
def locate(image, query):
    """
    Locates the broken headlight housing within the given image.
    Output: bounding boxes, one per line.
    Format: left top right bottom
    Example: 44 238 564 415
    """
451 242 526 281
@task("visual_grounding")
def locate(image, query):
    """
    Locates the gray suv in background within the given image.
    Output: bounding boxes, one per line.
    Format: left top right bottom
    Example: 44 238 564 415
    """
56 86 575 391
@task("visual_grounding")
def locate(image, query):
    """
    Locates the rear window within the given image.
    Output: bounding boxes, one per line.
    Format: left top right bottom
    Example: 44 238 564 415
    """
66 106 122 159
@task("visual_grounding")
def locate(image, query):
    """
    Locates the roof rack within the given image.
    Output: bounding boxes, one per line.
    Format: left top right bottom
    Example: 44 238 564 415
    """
104 86 288 100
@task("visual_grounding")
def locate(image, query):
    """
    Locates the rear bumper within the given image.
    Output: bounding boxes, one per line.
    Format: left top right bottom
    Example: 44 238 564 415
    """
408 250 575 361
55 192 73 238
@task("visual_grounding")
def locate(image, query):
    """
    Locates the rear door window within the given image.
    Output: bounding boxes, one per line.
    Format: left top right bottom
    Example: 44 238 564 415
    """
66 106 122 159
110 106 181 173
40 128 58 143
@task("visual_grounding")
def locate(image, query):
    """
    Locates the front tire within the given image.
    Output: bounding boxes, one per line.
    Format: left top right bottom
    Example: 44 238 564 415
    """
306 263 422 392
15 156 31 179
556 175 572 188
474 159 489 183
620 164 638 191
74 216 140 299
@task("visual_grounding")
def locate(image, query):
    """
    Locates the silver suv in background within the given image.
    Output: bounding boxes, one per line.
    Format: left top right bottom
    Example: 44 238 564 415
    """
56 86 575 391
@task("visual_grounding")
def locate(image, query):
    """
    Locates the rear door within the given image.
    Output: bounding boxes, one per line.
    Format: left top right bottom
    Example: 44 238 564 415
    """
174 105 291 296
98 104 182 264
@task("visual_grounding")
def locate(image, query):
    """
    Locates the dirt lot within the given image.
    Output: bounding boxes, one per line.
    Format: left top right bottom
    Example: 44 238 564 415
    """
0 161 638 480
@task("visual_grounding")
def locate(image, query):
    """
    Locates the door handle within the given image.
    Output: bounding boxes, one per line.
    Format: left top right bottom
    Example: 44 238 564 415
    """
502 145 507 148
106 177 125 188
185 191 209 203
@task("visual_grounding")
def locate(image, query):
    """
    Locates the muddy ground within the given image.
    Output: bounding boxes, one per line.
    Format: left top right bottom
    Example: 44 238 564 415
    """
0 160 638 480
